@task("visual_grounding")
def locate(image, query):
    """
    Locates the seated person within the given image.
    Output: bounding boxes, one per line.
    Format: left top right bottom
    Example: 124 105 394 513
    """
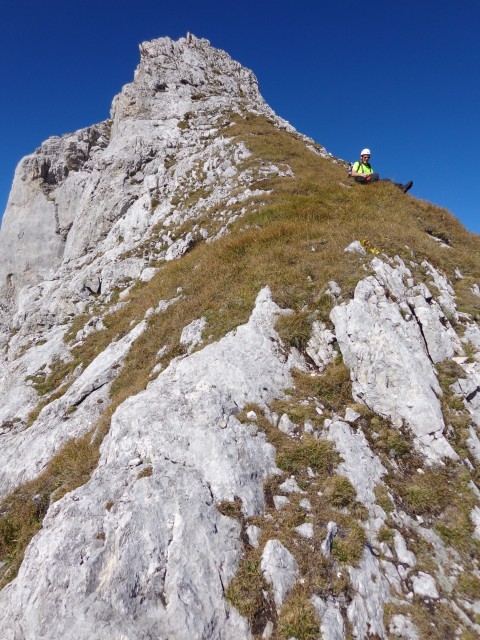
351 149 413 193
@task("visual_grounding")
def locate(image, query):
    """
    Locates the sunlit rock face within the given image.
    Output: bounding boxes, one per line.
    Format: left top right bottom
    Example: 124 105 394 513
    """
331 257 462 463
0 288 293 640
0 35 307 640
0 35 297 303
0 33 300 429
1 34 480 640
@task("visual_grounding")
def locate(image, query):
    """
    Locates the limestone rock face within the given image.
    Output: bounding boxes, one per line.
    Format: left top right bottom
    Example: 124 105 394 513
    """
347 549 391 638
0 122 111 296
0 288 293 639
0 33 312 479
0 34 308 308
311 596 345 640
0 321 146 499
331 256 461 463
324 418 386 512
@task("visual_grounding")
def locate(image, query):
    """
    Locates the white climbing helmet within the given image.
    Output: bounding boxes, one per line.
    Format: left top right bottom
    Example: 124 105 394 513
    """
360 148 371 156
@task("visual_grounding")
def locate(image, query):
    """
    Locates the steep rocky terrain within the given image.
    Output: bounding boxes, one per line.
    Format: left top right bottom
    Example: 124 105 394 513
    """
1 34 480 640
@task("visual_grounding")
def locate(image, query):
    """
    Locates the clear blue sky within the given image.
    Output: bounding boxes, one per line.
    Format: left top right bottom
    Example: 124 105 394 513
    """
1 0 479 233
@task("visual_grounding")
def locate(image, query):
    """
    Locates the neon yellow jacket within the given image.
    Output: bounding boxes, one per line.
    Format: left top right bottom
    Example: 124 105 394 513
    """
352 161 373 174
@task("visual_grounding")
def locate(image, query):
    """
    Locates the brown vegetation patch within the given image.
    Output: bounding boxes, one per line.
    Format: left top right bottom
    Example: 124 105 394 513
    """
0 414 110 588
277 585 319 640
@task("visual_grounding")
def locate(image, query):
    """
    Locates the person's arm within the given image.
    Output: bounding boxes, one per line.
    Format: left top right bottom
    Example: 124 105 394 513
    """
351 162 364 177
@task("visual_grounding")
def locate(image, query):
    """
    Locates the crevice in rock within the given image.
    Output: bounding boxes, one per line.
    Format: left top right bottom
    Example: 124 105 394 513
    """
54 203 73 241
205 481 215 506
465 386 480 403
408 303 435 366
5 273 15 301
84 278 102 296
365 540 379 557
70 380 109 410
160 521 176 610
218 568 226 596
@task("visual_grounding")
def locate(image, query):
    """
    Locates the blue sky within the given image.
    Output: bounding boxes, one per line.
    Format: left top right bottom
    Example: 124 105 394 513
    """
1 0 479 233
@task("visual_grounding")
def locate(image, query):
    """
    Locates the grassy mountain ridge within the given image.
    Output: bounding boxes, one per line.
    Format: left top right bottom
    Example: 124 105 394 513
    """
1 112 480 637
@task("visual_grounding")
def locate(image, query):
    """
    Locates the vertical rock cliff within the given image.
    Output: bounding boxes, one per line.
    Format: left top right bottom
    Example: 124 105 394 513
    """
1 35 480 640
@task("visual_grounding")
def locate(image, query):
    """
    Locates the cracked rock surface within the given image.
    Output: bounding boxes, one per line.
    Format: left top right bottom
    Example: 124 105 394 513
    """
0 288 294 639
331 256 460 463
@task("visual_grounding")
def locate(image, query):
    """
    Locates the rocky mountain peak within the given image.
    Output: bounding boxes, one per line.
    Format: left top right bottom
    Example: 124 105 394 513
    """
111 34 264 129
0 34 294 313
1 34 480 640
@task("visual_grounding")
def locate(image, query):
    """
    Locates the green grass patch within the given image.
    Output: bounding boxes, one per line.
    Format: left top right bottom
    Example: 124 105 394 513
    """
277 586 319 640
323 475 357 508
293 358 352 413
377 525 394 544
375 485 394 513
331 521 366 565
26 357 76 396
225 551 274 634
392 463 479 558
276 437 338 476
457 573 480 601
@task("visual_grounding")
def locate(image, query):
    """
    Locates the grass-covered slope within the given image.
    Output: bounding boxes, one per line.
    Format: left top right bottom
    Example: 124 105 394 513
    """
2 113 480 637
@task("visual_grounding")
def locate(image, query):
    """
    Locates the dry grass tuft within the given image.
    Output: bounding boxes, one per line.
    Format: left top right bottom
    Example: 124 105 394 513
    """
275 312 312 351
293 360 352 413
323 475 357 508
457 573 480 602
225 550 274 634
276 437 338 476
0 414 110 588
374 485 394 514
137 466 153 479
277 586 319 640
331 520 366 565
390 460 479 558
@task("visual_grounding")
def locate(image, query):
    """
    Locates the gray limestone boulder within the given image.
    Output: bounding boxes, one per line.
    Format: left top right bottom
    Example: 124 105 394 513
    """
311 596 345 640
261 540 299 611
324 418 386 512
389 614 420 639
305 321 336 371
331 257 459 463
412 572 439 599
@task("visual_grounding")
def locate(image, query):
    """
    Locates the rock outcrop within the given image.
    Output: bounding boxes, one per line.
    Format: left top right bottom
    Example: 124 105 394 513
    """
0 288 293 639
331 256 461 463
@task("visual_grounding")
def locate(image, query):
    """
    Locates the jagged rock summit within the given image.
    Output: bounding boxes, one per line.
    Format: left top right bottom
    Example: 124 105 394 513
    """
0 33 306 432
1 34 480 640
0 34 292 300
